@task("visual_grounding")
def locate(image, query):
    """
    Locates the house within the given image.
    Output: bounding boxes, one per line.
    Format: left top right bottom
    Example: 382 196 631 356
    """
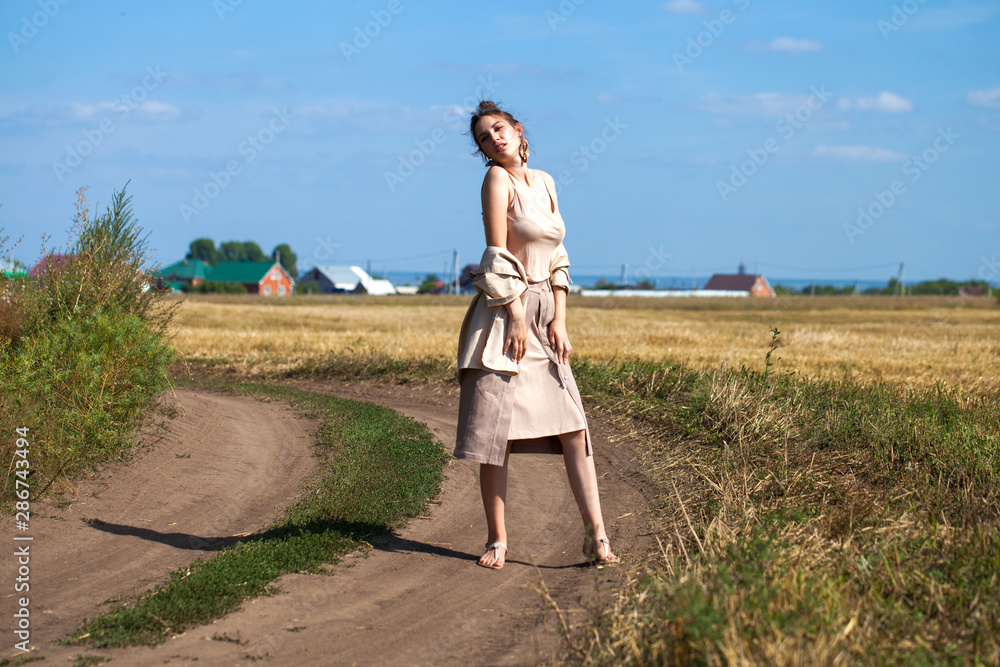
1 258 26 279
154 259 294 295
703 264 775 297
353 278 397 295
300 265 396 295
27 253 73 279
156 258 212 288
208 261 294 295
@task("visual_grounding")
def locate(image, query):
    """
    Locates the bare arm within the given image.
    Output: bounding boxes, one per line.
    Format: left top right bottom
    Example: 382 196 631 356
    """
481 167 527 362
549 285 571 364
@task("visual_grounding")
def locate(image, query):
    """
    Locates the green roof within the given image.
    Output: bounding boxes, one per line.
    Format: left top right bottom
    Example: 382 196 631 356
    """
155 259 290 285
156 259 212 280
207 261 277 283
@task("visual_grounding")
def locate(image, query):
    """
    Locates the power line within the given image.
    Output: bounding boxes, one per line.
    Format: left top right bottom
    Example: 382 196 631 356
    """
756 262 900 275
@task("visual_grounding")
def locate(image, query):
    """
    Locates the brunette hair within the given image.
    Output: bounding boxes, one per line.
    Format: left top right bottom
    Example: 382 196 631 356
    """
469 100 529 166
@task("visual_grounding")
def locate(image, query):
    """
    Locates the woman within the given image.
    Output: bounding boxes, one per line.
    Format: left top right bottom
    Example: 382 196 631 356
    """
455 101 619 569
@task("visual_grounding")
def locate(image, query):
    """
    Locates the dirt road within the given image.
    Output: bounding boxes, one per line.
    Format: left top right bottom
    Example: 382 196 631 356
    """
10 381 657 666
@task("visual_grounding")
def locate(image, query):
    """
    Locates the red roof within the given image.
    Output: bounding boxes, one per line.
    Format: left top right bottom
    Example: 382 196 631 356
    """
703 273 759 291
27 253 73 279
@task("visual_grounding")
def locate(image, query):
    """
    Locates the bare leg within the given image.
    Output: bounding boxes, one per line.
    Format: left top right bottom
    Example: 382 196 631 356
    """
559 429 620 563
478 442 512 568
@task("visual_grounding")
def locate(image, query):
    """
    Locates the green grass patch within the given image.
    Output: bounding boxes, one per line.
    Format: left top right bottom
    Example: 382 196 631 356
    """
568 350 1000 664
285 348 453 383
67 382 448 648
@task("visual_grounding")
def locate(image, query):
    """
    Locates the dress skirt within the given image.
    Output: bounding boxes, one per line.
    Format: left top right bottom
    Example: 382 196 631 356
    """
455 280 591 466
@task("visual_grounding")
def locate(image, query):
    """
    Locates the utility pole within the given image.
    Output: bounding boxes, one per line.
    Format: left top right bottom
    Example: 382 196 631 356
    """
897 262 906 297
621 263 629 287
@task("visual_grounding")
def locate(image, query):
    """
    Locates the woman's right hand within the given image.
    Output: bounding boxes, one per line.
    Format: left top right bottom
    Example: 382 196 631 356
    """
503 298 528 362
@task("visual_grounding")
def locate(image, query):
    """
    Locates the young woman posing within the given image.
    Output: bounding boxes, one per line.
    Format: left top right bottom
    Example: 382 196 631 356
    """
454 101 619 569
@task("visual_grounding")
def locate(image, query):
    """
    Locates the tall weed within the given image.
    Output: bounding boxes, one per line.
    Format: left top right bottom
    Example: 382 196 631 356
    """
1 185 177 500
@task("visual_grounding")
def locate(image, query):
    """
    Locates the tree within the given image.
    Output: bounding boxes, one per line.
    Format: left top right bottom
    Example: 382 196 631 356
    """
272 243 298 279
219 241 247 263
242 241 267 263
186 238 218 264
418 274 442 294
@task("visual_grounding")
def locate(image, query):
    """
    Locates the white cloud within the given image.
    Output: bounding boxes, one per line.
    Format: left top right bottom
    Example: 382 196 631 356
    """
968 87 1000 109
695 92 817 116
70 101 116 119
662 0 707 15
913 5 1000 29
839 92 913 113
813 144 907 162
69 100 182 121
137 100 182 120
762 37 824 53
291 97 385 118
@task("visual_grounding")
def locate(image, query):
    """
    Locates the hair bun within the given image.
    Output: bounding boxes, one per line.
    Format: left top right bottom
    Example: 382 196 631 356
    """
476 100 498 114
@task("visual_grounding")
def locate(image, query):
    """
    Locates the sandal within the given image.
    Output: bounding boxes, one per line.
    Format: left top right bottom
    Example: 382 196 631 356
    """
583 535 620 565
478 541 507 569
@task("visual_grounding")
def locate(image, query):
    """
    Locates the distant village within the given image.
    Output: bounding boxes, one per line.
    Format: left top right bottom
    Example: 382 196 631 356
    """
4 239 991 299
149 242 781 299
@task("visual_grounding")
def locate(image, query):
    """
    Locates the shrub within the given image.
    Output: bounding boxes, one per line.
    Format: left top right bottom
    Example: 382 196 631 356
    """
2 306 175 487
1 184 177 500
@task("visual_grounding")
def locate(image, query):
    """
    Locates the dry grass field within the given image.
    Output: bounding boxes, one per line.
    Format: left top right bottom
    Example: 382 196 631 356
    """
168 294 1000 392
163 293 1000 663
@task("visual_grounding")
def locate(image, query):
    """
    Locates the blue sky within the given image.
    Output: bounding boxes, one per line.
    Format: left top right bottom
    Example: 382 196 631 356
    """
2 0 998 286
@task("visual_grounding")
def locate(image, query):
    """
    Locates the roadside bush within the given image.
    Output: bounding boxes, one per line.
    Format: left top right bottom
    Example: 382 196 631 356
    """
2 306 174 480
1 185 177 500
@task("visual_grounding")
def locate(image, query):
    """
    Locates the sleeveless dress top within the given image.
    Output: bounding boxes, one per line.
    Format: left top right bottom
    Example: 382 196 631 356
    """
504 170 565 283
453 167 588 462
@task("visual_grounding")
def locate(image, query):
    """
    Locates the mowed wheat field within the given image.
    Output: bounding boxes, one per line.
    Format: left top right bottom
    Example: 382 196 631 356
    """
169 294 1000 393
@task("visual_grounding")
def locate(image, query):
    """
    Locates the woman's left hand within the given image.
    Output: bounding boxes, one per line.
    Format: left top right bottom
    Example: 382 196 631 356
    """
549 319 572 365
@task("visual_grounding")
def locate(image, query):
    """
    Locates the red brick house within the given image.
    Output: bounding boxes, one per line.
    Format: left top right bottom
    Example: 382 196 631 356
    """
155 260 294 295
704 267 776 297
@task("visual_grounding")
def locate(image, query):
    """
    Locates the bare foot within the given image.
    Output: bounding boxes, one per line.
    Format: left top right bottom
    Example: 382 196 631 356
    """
478 541 507 569
584 536 620 565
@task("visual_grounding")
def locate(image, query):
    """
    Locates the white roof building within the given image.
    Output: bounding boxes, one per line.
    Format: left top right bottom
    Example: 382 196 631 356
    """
301 265 397 295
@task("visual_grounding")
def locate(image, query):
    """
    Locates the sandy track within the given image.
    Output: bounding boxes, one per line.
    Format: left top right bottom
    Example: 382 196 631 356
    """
13 382 657 666
6 388 321 661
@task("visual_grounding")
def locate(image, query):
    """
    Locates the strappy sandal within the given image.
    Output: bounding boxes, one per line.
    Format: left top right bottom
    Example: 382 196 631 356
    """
583 535 620 566
478 541 507 569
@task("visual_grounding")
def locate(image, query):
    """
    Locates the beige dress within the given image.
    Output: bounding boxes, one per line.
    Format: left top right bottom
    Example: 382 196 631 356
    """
454 169 590 466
